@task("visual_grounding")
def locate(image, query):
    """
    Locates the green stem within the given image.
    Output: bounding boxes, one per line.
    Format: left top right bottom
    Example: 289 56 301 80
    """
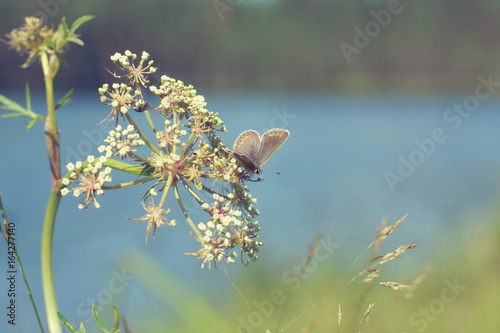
126 113 160 155
41 190 62 333
179 177 206 206
104 159 150 175
41 54 61 189
40 51 63 333
180 130 197 160
173 182 202 238
102 175 158 190
158 173 174 208
144 110 157 135
172 113 178 155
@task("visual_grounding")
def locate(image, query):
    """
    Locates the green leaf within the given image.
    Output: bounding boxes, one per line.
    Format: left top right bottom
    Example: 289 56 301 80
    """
0 113 22 118
80 321 87 333
0 94 25 113
93 302 110 333
104 159 147 175
67 37 85 46
69 15 95 35
45 38 56 49
55 89 74 111
58 312 80 333
21 52 39 69
58 17 69 39
25 84 32 111
0 91 45 130
26 119 38 131
111 306 121 332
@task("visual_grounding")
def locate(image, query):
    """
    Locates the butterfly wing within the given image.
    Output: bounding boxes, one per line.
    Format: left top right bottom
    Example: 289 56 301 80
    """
232 152 260 174
233 130 261 173
257 129 290 168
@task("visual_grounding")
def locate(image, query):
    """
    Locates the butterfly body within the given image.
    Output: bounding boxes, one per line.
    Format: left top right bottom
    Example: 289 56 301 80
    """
232 128 290 175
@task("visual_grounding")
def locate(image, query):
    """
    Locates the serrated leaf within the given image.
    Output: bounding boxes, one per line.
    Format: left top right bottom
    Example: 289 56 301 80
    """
67 37 84 46
69 15 95 35
55 89 74 111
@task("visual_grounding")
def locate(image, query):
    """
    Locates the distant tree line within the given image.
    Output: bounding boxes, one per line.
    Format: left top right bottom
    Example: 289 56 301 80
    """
1 0 500 92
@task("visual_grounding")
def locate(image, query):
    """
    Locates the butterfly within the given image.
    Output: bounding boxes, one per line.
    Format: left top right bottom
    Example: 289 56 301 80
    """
232 128 290 175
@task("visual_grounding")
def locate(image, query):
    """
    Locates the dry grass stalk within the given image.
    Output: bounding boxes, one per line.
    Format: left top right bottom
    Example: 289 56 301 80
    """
373 217 387 254
370 244 418 266
399 266 430 299
338 304 342 330
345 215 410 284
364 268 383 282
357 303 375 330
302 233 321 275
371 214 408 252
377 281 412 291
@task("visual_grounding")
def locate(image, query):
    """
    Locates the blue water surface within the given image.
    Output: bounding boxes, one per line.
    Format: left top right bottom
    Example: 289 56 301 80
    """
1 91 499 332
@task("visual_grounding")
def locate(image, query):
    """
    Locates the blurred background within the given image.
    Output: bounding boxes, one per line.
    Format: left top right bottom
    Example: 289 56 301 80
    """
1 1 500 332
2 0 500 93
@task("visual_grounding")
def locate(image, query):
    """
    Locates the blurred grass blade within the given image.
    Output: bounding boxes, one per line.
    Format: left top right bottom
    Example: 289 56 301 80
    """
120 248 232 332
0 195 45 333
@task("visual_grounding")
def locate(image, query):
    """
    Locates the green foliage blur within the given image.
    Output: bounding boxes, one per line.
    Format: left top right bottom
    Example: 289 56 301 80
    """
118 209 500 332
2 0 500 92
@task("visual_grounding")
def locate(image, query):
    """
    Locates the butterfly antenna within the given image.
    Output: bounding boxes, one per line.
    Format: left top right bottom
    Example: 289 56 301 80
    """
261 167 281 175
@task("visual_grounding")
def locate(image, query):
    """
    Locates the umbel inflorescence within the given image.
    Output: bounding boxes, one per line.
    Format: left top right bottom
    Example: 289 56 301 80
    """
60 50 262 269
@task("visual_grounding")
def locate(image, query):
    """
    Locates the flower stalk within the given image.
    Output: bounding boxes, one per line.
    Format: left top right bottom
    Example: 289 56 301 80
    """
42 52 61 188
41 190 62 333
42 68 62 332
2 16 94 333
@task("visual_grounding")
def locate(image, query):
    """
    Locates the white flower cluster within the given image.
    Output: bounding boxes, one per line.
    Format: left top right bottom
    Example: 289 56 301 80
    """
98 124 145 159
60 155 112 210
193 193 261 269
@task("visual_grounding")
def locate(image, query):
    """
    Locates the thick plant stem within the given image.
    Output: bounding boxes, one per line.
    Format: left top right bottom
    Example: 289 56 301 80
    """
41 56 63 332
44 78 61 189
41 190 62 333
